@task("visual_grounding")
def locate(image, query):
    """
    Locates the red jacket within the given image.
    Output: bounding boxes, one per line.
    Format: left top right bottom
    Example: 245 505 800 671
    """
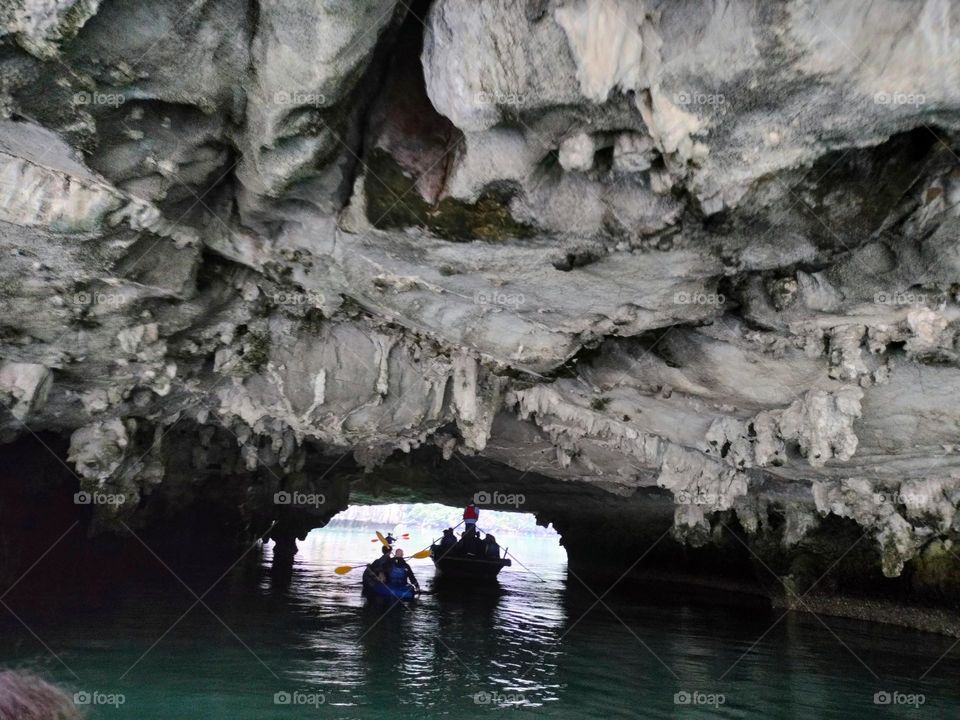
463 504 479 521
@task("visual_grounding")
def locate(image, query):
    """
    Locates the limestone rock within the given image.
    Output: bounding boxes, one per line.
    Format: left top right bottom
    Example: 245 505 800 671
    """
0 0 960 604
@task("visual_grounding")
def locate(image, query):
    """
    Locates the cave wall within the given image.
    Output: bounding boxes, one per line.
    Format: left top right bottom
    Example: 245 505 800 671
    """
1 0 960 618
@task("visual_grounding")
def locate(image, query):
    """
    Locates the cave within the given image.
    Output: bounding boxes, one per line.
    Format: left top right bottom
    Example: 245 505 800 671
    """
3 0 960 716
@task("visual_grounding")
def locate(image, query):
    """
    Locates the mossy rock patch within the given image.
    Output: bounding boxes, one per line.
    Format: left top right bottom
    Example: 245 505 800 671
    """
364 149 536 242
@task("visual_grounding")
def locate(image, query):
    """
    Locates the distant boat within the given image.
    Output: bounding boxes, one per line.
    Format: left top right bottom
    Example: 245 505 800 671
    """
430 544 512 579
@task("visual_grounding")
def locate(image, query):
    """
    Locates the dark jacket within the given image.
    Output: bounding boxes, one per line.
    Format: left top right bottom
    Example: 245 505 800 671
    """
393 558 419 589
370 553 392 575
482 537 500 559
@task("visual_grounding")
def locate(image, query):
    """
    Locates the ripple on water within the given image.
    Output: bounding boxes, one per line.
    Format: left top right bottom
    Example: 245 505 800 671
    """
2 528 960 718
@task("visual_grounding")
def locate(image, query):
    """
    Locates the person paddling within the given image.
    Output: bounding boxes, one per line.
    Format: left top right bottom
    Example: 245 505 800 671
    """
369 545 392 580
389 548 420 593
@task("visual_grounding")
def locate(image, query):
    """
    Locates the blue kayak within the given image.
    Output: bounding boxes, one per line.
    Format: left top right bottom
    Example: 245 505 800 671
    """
362 568 416 600
370 582 416 601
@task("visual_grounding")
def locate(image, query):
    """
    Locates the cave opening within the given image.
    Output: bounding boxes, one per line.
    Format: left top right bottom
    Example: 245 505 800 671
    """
264 502 567 594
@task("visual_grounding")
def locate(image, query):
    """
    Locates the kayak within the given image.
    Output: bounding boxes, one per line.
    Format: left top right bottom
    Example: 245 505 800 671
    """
369 582 416 601
362 567 417 600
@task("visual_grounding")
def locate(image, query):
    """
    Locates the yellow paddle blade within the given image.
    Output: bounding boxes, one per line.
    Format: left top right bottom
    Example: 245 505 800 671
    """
411 549 431 559
334 565 358 575
376 531 390 548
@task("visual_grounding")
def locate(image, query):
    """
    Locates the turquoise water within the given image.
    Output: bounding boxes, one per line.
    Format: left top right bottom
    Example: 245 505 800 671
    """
2 527 959 719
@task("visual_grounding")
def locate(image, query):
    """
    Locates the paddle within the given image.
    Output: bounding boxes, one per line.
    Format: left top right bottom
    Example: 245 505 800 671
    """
409 520 466 560
334 564 368 575
470 525 529 577
338 520 465 575
337 531 393 575
370 532 409 542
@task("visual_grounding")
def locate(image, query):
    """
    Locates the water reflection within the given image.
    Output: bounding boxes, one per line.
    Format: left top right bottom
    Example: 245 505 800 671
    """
2 525 960 718
265 528 569 710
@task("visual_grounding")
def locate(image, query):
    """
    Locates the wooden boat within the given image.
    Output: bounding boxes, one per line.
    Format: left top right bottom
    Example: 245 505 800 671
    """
430 544 511 579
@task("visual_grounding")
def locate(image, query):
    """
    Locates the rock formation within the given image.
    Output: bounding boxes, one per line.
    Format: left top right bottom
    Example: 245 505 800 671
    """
1 0 960 625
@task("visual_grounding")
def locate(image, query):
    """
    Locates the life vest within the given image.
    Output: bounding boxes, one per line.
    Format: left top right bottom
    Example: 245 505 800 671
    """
463 505 479 520
388 564 407 587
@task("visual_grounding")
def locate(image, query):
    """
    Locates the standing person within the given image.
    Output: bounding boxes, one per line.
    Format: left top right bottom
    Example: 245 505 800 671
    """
460 525 482 556
463 501 479 532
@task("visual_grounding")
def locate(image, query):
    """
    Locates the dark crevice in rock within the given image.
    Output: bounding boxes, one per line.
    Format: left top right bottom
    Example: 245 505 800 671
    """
359 0 534 242
364 149 536 241
540 341 606 381
552 246 605 272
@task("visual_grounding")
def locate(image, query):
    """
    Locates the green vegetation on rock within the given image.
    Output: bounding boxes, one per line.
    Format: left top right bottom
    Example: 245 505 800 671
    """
364 149 536 242
242 331 271 372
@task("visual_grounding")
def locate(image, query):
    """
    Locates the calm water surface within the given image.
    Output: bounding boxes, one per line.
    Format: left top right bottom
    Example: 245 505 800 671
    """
2 528 958 718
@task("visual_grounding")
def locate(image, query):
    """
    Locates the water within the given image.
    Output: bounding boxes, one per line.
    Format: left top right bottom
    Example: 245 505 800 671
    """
2 527 959 718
